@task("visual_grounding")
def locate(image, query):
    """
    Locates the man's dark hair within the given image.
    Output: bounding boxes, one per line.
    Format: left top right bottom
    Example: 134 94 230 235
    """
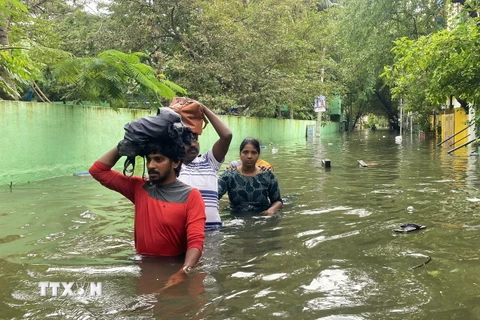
144 140 184 177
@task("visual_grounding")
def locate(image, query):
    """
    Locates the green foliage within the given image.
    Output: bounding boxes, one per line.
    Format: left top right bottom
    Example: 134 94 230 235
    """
0 0 186 106
0 0 30 99
180 0 329 118
51 9 105 57
2 0 469 124
331 0 445 127
0 0 27 25
0 0 78 100
376 116 389 128
383 7 480 115
50 50 186 108
365 113 378 126
382 0 480 135
90 0 329 118
0 47 38 99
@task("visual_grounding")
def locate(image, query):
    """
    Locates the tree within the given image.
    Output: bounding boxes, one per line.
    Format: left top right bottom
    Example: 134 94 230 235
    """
331 0 445 130
87 0 333 118
383 10 480 121
50 50 186 108
0 0 84 100
0 0 34 99
163 0 331 118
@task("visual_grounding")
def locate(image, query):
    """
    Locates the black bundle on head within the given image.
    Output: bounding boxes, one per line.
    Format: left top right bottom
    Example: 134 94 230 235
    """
180 126 194 148
118 109 195 177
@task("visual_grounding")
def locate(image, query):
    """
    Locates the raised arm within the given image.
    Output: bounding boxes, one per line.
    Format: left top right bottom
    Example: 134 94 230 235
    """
97 147 121 166
89 146 136 202
203 106 232 163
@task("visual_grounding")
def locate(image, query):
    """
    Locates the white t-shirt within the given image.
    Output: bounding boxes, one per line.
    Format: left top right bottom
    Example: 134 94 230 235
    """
178 148 222 230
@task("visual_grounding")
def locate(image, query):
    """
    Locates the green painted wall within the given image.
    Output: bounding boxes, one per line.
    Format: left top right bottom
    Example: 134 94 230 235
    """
319 121 340 135
1 101 322 185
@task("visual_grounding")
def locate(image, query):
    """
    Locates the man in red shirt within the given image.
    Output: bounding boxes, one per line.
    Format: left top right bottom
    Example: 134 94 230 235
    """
89 141 206 286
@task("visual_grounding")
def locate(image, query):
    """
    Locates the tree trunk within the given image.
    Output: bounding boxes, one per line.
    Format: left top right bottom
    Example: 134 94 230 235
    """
0 16 8 46
456 96 469 113
374 87 399 131
275 107 282 118
389 115 400 131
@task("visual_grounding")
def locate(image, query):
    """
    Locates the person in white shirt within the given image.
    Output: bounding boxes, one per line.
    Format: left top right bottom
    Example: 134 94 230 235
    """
177 105 232 230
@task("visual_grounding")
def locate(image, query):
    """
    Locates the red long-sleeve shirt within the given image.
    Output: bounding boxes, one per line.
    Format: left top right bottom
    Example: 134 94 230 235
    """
89 161 205 257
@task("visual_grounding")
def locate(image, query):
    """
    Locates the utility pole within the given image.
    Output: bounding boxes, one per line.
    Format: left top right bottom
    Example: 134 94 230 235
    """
409 111 413 135
316 68 325 137
399 98 403 136
395 98 404 143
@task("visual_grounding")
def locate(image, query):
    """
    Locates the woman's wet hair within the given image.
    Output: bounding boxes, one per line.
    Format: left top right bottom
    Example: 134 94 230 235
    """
239 137 261 154
144 141 184 177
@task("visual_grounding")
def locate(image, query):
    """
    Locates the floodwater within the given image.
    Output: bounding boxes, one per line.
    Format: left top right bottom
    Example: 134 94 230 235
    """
1 130 480 319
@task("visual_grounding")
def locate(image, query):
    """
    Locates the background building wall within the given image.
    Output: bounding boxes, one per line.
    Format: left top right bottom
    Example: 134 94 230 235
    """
1 101 318 185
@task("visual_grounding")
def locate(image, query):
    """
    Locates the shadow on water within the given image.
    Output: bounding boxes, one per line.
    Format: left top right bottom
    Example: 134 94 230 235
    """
2 130 480 319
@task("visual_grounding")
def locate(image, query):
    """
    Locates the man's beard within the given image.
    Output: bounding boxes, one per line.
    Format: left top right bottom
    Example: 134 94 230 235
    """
187 146 198 154
148 170 168 184
185 147 199 161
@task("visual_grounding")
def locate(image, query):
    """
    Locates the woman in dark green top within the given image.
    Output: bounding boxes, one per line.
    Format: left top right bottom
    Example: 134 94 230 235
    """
218 138 283 215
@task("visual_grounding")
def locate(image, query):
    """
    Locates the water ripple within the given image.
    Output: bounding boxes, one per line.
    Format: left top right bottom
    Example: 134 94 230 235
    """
299 206 352 215
46 266 140 276
304 230 360 249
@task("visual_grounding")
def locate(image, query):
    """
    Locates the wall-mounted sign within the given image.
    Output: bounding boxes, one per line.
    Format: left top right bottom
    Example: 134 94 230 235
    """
314 95 326 113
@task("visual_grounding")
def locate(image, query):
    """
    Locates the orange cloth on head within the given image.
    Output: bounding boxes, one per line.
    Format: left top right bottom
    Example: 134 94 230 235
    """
169 97 209 135
256 159 273 171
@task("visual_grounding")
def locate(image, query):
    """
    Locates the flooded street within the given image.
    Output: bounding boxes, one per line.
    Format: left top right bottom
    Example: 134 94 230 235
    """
1 129 480 319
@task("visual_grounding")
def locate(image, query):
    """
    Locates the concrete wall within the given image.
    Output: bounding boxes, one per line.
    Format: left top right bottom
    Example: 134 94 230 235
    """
319 121 341 135
1 101 320 185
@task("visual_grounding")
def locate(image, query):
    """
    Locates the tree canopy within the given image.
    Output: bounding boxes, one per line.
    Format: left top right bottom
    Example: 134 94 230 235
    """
1 0 478 124
383 2 480 114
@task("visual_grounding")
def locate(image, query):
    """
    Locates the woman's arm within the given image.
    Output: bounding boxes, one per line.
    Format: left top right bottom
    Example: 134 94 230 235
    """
218 171 230 199
261 172 283 216
261 201 283 216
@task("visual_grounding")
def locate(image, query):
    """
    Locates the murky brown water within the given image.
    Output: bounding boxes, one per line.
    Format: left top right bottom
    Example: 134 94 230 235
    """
1 130 480 319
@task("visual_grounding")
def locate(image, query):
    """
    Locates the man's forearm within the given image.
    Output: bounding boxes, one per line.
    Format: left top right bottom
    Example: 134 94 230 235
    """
181 248 202 273
97 147 121 167
203 106 232 140
203 106 232 162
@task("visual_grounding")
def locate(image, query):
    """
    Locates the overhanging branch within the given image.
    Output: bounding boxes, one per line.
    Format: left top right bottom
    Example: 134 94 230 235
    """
0 46 29 51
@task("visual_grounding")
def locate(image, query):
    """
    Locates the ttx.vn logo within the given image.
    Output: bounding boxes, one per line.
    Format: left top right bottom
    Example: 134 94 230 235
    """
38 282 102 297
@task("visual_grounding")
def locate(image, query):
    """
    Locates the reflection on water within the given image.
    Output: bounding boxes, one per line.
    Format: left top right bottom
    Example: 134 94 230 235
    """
2 130 480 319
